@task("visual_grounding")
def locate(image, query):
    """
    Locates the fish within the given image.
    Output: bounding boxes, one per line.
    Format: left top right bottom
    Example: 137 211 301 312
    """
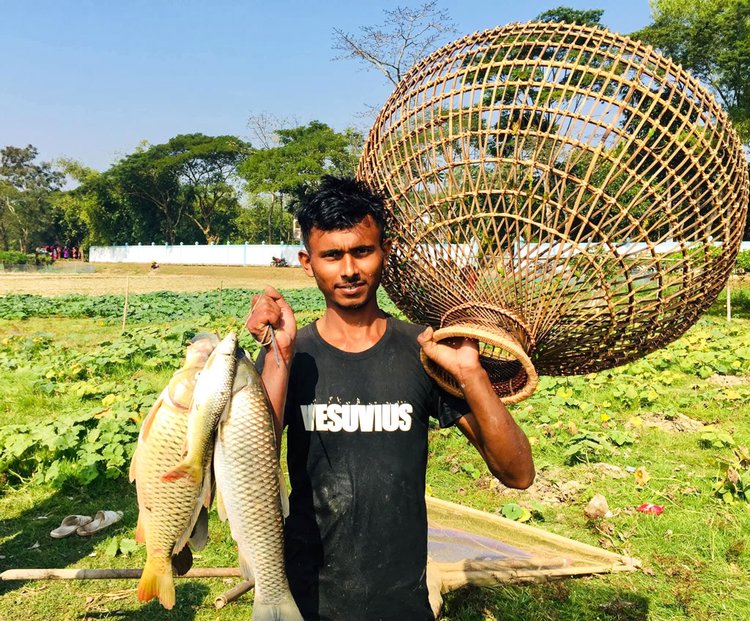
213 350 304 621
162 331 238 484
129 333 219 610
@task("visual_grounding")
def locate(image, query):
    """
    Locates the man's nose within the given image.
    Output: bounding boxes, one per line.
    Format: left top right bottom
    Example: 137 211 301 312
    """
341 253 357 278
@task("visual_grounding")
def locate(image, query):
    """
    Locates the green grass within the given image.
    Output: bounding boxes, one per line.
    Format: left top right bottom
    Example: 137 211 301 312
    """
1 286 749 620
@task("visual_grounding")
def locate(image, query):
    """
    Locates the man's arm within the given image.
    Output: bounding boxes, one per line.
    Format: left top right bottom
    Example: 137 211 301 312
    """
418 327 535 490
245 286 296 442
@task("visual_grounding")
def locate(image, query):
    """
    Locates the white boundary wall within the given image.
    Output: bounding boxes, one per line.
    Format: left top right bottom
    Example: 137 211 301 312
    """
89 243 305 267
89 240 750 268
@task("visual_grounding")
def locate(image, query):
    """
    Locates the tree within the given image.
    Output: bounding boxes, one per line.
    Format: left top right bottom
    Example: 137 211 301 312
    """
108 143 185 244
0 145 63 252
239 121 363 242
167 134 250 244
105 134 250 244
632 0 750 143
332 1 457 86
233 196 294 244
535 6 604 26
633 0 750 238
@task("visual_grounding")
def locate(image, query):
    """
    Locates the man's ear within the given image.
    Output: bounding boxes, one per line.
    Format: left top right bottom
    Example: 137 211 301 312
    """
381 237 392 257
298 248 314 277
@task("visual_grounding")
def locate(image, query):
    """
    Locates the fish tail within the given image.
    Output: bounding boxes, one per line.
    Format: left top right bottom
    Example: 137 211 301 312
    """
252 593 304 621
137 557 175 609
161 458 202 484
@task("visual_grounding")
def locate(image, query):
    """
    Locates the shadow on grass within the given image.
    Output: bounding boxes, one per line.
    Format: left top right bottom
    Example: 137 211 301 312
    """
0 479 218 619
443 581 649 621
0 479 137 591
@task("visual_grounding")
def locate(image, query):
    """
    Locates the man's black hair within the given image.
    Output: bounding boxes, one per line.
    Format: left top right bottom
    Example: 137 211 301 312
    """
296 175 387 248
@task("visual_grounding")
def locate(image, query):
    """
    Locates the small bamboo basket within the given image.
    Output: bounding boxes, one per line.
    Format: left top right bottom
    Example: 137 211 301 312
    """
359 22 749 403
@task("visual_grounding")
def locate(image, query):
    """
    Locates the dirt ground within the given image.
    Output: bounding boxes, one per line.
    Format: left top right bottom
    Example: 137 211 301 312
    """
0 263 314 296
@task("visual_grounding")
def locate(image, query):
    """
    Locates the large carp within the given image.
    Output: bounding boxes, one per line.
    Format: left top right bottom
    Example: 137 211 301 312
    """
162 332 238 484
214 350 303 621
129 333 219 609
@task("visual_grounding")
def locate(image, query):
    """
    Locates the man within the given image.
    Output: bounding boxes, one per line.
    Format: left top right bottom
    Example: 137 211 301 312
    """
246 175 534 620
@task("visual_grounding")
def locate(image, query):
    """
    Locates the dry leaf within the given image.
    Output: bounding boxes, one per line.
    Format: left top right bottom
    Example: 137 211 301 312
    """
634 466 651 488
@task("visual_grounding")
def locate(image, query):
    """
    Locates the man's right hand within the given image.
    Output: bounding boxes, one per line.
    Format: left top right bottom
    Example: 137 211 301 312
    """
246 285 297 367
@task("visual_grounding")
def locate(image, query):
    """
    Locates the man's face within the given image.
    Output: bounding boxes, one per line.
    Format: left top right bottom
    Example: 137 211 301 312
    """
299 215 391 311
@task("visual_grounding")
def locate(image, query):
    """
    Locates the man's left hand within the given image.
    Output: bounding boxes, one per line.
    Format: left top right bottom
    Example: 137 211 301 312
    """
417 326 483 385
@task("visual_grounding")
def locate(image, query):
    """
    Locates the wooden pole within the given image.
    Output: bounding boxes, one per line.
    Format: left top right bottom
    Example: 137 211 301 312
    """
214 579 254 609
727 281 732 322
218 280 223 316
121 276 130 332
0 567 241 581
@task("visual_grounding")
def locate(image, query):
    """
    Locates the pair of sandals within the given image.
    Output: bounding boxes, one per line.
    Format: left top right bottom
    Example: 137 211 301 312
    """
49 510 123 539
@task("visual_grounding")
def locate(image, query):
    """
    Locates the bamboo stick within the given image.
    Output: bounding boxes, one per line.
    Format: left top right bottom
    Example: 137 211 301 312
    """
121 276 129 332
0 567 241 581
214 579 254 609
727 281 732 322
218 280 224 315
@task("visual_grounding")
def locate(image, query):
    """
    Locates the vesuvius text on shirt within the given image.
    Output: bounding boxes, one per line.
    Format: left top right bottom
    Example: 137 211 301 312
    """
299 403 414 432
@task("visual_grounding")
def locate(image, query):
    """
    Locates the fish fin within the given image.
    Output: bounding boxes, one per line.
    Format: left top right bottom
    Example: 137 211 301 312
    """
139 394 164 443
188 506 209 552
238 548 255 581
215 484 228 522
173 463 212 557
278 469 290 520
200 447 214 509
171 544 193 576
137 557 175 609
134 513 146 544
161 459 202 484
251 593 304 621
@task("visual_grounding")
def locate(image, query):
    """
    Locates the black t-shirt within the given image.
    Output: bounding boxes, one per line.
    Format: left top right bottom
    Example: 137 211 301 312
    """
258 317 468 621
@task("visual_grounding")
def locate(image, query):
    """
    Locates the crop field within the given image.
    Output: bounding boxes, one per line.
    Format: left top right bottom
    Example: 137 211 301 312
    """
0 265 749 620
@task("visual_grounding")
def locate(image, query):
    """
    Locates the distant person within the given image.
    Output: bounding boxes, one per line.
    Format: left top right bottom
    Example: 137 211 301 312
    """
63 247 70 259
72 246 79 260
150 261 160 270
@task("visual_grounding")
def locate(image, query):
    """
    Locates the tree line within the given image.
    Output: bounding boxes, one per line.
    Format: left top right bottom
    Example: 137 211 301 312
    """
1 2 748 255
0 121 361 254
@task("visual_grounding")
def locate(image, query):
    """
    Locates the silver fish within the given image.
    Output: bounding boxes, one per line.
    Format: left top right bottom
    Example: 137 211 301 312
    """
214 351 303 621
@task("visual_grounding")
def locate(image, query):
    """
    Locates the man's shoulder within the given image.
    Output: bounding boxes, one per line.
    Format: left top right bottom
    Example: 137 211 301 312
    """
388 316 425 338
295 322 318 347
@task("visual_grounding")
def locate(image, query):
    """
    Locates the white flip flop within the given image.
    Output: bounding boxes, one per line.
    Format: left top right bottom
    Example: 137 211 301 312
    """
50 515 93 539
75 510 123 536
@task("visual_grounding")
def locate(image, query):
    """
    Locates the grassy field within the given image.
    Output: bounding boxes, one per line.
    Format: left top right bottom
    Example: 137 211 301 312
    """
0 267 749 620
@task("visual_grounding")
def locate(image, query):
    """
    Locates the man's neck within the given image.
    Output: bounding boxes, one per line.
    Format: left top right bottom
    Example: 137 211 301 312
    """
316 302 388 353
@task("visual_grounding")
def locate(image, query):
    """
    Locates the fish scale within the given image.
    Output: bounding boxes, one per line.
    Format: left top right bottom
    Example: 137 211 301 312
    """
214 353 303 620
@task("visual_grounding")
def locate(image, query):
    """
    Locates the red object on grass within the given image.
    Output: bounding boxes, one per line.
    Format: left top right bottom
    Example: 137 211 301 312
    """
636 503 665 515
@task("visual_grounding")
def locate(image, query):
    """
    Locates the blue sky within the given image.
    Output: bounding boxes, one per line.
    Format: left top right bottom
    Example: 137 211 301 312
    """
1 1 653 171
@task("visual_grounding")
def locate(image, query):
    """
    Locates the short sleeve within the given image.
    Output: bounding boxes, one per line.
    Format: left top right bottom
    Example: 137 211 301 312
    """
436 388 471 428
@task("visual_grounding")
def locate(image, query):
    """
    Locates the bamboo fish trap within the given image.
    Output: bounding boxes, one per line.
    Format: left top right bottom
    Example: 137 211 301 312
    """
358 22 749 403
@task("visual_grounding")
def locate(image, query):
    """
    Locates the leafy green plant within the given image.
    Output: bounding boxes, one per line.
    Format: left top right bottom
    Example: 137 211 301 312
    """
565 431 612 464
713 445 750 504
700 427 736 449
735 250 750 272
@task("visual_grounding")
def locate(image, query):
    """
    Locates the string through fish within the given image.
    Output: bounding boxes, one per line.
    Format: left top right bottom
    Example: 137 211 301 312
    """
247 297 282 368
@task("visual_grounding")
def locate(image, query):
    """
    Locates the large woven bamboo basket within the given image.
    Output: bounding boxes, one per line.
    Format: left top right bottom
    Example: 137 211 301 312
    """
358 22 749 404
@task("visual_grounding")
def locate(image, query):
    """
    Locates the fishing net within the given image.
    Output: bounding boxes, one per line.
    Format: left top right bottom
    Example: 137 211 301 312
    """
358 22 749 403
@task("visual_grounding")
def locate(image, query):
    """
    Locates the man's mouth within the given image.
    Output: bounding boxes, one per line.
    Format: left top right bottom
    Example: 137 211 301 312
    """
337 281 365 292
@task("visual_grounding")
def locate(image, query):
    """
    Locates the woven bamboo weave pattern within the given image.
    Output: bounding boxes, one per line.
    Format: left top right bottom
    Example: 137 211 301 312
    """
358 22 749 402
